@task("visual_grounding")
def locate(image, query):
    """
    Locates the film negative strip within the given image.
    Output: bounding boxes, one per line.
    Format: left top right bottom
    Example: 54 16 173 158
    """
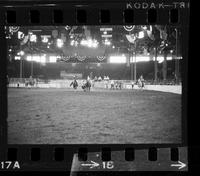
0 0 189 173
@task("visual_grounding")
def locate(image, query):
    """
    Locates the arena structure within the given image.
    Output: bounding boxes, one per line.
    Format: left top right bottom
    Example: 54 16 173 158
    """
6 25 183 144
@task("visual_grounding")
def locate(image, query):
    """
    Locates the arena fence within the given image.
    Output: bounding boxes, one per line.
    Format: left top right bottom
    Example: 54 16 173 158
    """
8 78 182 94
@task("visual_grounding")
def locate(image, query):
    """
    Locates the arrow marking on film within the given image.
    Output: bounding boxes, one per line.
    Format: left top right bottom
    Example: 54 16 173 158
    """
81 160 99 169
171 161 186 170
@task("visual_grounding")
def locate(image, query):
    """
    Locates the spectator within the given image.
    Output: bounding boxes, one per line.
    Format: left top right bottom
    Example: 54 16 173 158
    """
139 75 145 88
98 76 102 81
87 75 91 81
17 82 20 88
131 81 134 89
110 80 114 89
94 76 98 81
119 81 122 90
115 81 118 90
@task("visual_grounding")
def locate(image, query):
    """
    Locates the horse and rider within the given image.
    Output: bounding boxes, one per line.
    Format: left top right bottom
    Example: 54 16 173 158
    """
25 76 36 88
70 75 91 91
137 75 145 88
82 76 91 91
70 76 78 89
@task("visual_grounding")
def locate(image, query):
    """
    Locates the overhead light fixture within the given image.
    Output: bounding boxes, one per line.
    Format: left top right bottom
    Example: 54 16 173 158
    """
100 27 112 31
80 39 87 45
104 39 111 46
29 33 37 42
17 31 24 39
101 34 112 38
41 35 50 43
80 39 98 48
57 39 64 48
40 55 46 63
15 56 21 60
138 31 145 39
26 56 32 61
109 55 126 63
92 42 98 48
18 50 25 56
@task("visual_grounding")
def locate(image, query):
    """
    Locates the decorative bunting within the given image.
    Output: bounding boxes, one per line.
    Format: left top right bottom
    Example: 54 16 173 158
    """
9 26 20 35
123 26 135 32
97 56 106 61
77 55 86 61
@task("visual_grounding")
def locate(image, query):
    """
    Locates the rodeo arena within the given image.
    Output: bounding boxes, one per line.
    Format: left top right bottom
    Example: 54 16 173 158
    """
7 26 182 144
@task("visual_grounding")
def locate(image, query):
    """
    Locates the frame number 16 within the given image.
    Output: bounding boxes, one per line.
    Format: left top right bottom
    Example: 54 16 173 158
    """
102 161 114 169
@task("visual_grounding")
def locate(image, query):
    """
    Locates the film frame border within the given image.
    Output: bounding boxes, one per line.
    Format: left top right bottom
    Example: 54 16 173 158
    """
0 0 189 172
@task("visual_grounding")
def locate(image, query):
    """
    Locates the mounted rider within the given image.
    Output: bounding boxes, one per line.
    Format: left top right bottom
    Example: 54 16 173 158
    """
86 76 92 90
70 76 78 89
138 75 145 88
82 76 91 91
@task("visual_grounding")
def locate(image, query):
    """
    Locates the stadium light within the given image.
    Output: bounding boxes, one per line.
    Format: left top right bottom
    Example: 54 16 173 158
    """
40 55 46 63
109 55 126 63
17 31 24 39
80 39 98 48
42 37 48 43
138 31 145 39
19 51 25 56
104 39 111 46
26 55 32 61
32 56 40 62
18 50 25 56
41 35 50 43
80 39 87 45
49 56 57 63
130 56 149 62
15 56 21 60
87 39 93 47
92 42 98 48
57 39 64 48
29 34 37 42
70 40 78 47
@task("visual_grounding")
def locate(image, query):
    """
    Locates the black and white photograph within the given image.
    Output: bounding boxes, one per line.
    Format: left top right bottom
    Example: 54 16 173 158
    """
6 25 182 144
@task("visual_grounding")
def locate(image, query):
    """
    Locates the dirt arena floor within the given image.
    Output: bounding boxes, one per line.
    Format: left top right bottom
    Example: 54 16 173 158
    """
7 88 182 144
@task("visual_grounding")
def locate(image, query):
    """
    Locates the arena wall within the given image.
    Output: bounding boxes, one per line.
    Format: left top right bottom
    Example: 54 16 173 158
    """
8 79 182 94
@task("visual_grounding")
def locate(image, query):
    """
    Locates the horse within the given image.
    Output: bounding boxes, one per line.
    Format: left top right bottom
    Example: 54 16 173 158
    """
25 79 35 88
137 79 145 89
82 80 91 91
70 80 78 89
